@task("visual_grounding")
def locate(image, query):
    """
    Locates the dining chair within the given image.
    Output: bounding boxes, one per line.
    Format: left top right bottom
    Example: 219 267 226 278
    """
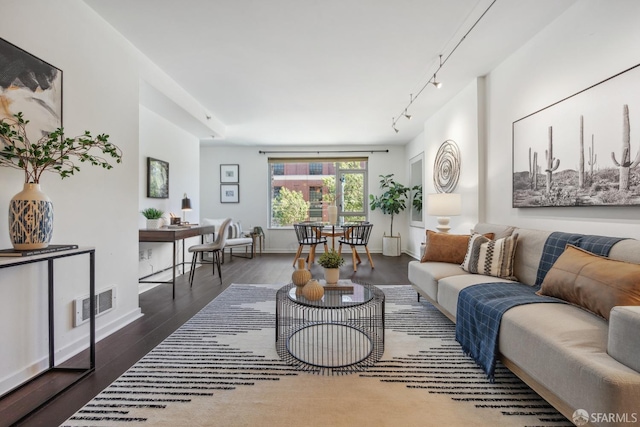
293 223 328 268
338 223 374 272
188 217 232 285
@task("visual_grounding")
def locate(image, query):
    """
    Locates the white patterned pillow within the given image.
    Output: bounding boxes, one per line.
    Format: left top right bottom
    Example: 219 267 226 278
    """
462 233 519 280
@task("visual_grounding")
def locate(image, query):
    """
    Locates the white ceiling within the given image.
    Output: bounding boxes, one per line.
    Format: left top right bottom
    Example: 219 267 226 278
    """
83 0 576 146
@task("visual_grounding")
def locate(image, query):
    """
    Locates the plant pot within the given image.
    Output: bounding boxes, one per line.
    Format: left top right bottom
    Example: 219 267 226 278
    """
382 234 401 257
323 267 340 284
9 183 54 250
146 218 162 229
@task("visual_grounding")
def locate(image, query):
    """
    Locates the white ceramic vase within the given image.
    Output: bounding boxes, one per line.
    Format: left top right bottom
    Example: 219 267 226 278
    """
328 204 338 224
9 183 54 250
146 218 162 229
323 267 340 285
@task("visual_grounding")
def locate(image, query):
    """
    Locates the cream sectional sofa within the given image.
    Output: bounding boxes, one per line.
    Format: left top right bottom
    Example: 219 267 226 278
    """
408 223 640 426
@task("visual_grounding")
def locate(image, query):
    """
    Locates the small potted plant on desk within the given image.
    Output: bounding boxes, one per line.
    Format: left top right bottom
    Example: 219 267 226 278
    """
141 208 165 229
317 249 345 285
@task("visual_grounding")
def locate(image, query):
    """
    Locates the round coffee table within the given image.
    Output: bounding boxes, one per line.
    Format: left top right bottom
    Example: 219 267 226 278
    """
275 281 385 375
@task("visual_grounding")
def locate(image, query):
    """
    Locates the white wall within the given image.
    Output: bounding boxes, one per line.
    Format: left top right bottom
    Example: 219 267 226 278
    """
485 0 640 238
0 0 141 392
405 78 483 257
138 106 201 290
199 145 406 253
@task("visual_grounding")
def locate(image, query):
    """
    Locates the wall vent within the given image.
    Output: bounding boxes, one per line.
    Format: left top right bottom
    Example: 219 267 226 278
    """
74 287 116 327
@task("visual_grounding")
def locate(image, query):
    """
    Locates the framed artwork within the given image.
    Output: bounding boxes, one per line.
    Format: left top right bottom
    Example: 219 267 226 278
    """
220 164 239 183
513 63 640 208
0 37 63 141
147 157 169 199
433 140 460 193
221 184 239 203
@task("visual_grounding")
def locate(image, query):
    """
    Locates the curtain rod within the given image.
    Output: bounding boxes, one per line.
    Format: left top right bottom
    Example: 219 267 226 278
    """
258 149 389 154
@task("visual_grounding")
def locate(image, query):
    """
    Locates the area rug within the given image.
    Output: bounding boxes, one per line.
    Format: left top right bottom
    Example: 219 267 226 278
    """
63 284 572 427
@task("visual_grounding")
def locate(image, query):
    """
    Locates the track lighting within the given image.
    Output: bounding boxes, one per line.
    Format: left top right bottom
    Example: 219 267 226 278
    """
390 1 496 133
431 74 442 89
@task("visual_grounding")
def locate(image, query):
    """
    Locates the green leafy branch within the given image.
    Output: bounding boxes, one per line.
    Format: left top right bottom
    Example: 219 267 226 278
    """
0 112 122 183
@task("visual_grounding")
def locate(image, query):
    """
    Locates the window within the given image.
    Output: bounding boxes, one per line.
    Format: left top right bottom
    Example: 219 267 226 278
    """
269 158 368 227
309 163 323 175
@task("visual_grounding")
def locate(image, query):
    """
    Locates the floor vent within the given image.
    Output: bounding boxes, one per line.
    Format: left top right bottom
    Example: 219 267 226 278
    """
74 287 116 327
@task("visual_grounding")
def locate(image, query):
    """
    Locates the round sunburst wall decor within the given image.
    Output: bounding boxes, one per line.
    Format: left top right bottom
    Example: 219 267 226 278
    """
433 140 461 193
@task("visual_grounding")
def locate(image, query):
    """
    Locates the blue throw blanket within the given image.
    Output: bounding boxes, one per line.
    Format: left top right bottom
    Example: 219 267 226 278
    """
456 283 564 380
535 232 625 285
456 231 625 381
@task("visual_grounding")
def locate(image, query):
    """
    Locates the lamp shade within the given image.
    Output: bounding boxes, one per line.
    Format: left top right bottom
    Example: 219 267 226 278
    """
181 194 192 211
427 193 461 216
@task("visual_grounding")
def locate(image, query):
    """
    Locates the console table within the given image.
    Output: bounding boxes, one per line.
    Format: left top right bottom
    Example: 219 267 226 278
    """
138 225 215 298
0 247 95 426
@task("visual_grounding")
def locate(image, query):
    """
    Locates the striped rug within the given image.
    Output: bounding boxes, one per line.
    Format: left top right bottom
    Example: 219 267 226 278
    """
63 284 572 427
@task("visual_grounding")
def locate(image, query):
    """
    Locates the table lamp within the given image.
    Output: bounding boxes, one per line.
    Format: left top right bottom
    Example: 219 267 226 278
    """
427 193 461 233
181 193 192 223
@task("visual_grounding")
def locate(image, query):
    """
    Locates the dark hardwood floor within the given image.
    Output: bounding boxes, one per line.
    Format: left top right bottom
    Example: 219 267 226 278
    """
7 252 413 427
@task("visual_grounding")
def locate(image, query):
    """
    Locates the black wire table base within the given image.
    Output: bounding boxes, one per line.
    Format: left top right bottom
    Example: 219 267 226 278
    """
275 282 385 375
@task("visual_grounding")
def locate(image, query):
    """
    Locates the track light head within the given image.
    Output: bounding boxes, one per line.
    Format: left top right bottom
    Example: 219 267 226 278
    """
393 126 399 133
403 109 412 120
432 74 442 89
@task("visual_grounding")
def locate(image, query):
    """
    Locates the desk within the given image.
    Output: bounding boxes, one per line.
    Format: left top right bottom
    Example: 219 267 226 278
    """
0 248 95 425
139 225 214 298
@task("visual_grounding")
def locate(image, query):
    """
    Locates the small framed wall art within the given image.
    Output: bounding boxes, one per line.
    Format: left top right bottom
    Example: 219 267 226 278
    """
220 164 239 183
221 184 239 203
147 157 169 199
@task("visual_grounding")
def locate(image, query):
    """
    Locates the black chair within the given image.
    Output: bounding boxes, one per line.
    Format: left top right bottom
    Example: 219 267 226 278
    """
338 223 374 272
188 218 232 285
293 223 328 267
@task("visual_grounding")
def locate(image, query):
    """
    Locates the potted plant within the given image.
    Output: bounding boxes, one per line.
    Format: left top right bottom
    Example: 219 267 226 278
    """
317 249 345 284
0 113 122 249
369 174 411 256
141 208 165 229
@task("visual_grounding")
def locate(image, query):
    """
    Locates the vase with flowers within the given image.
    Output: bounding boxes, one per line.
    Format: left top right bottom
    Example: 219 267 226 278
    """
0 113 122 249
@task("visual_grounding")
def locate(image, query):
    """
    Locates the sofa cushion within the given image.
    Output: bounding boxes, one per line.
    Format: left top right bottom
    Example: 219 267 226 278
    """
537 245 640 320
408 260 467 302
461 233 518 280
437 274 515 319
608 306 640 373
511 227 552 286
421 230 471 264
473 223 515 240
499 303 640 418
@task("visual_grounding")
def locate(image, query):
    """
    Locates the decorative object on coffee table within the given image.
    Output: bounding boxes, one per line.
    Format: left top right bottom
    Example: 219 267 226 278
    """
0 113 122 249
317 249 344 284
292 258 312 286
302 279 324 301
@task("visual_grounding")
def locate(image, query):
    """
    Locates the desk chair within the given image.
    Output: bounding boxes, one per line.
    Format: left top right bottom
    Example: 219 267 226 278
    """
188 218 231 285
338 223 374 271
293 223 328 268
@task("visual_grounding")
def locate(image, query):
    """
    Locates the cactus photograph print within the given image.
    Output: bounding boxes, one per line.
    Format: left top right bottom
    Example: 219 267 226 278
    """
512 63 640 207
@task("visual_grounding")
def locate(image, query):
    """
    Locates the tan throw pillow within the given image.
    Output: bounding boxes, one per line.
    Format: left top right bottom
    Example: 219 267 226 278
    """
461 233 519 280
537 245 640 320
421 230 472 264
